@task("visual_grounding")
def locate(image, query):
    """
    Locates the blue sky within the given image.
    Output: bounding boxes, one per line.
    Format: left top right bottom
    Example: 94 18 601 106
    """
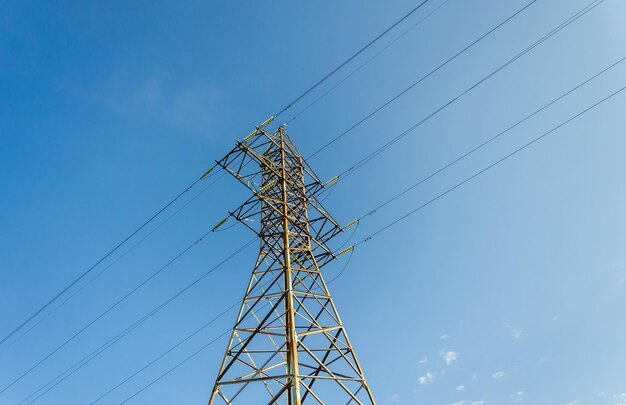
1 0 626 404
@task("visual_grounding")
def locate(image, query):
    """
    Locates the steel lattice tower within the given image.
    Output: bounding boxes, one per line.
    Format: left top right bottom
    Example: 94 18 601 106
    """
209 125 375 404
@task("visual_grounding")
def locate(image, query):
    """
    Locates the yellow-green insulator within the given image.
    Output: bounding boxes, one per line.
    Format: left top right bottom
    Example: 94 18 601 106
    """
200 164 217 179
260 115 276 127
211 216 229 232
259 179 277 193
325 175 339 187
336 245 354 257
342 219 359 230
242 129 258 143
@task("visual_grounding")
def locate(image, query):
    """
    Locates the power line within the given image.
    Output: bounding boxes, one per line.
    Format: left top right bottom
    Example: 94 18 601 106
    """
105 78 621 400
1 0 437 348
353 83 626 248
8 1 615 400
13 239 255 403
19 300 176 404
120 329 232 405
80 3 618 400
351 56 626 223
0 224 227 394
23 10 619 399
287 0 453 123
86 303 239 405
274 0 432 119
329 0 606 185
24 302 240 405
306 0 540 159
26 202 359 403
0 173 227 355
111 261 354 405
0 175 211 348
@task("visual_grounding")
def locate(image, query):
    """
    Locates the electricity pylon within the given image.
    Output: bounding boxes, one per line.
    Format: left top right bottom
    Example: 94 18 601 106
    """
209 124 375 404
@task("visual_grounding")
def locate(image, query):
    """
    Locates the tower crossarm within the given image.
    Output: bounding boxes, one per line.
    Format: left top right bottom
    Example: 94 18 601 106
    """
217 127 345 266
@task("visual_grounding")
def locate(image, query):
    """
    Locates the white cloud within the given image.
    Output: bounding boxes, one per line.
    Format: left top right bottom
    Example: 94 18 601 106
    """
419 372 434 385
449 402 465 405
563 401 578 405
471 401 486 405
441 334 450 340
441 350 458 365
456 385 466 391
503 323 523 339
492 371 506 379
418 357 428 366
390 393 400 401
619 276 626 284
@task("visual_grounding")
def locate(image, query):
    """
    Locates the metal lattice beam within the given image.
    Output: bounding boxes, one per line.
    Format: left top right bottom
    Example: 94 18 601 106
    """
209 127 375 404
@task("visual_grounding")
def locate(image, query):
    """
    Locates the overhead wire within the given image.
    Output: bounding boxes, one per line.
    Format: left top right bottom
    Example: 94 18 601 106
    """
30 210 361 403
0 172 228 354
119 329 232 405
109 254 357 405
85 302 240 405
327 249 356 284
0 176 209 348
351 83 626 249
2 0 437 347
321 0 607 187
349 55 626 224
84 3 621 401
273 0 432 119
2 0 576 349
16 238 256 404
286 0 453 123
306 0 540 159
100 54 626 404
10 1 616 401
0 215 238 394
24 301 241 405
53 76 625 402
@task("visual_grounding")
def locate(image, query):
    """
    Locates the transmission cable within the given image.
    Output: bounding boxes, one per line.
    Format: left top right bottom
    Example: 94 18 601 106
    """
287 0 453 123
323 0 606 188
23 302 240 405
2 0 432 347
0 174 214 348
108 259 354 405
55 27 624 405
1 173 227 355
8 0 611 397
19 35 622 402
12 238 255 403
0 218 239 394
306 0 540 159
351 84 626 249
273 0 432 119
340 56 626 226
120 329 231 405
118 64 625 404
